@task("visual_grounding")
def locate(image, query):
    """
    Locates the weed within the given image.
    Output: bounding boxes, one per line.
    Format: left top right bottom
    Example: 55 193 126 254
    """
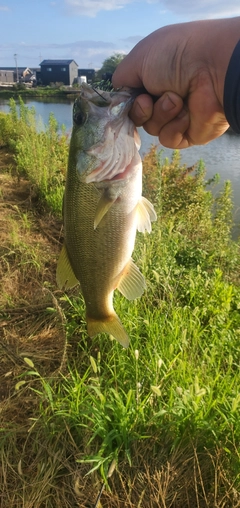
0 98 68 214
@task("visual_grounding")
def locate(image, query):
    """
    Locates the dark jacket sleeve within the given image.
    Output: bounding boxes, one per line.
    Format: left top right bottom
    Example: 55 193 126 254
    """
224 40 240 133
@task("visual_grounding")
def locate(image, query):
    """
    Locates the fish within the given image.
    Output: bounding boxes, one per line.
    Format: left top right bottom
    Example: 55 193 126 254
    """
56 83 156 348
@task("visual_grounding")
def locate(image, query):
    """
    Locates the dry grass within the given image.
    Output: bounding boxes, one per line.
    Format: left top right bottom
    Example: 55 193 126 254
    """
0 148 239 507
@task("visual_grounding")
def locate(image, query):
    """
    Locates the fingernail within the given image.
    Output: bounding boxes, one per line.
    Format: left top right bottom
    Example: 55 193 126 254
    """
177 108 188 119
161 94 176 112
134 102 147 120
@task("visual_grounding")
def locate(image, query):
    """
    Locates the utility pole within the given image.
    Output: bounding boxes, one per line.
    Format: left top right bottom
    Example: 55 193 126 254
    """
14 53 18 82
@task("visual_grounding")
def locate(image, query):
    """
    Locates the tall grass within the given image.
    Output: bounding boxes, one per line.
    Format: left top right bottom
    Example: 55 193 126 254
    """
0 101 240 506
0 97 68 214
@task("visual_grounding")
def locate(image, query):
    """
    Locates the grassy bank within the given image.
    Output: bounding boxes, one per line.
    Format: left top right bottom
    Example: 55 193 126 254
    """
0 100 240 507
0 85 78 99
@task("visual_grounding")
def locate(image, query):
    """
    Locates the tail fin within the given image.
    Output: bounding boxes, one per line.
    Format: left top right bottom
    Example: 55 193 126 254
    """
87 313 129 348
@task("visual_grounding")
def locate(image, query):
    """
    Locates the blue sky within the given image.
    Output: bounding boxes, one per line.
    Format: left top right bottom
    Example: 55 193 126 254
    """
0 0 240 70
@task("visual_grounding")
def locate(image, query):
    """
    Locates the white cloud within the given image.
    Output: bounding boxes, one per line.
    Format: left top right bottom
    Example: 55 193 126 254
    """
0 5 9 11
0 39 119 68
64 0 240 19
157 0 240 19
64 0 134 17
121 35 143 44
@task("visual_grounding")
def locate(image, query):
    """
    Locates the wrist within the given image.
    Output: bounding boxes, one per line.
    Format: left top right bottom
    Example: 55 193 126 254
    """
208 17 240 106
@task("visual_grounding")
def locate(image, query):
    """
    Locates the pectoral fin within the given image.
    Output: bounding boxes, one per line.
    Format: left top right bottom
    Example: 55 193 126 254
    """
94 192 116 229
136 196 157 233
56 243 79 290
117 258 146 300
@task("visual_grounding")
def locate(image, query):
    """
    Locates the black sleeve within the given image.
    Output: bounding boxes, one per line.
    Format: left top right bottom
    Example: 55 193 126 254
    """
223 40 240 133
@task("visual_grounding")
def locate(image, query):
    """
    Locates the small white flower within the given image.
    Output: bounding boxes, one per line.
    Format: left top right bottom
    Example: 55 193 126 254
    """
176 386 183 395
134 349 139 361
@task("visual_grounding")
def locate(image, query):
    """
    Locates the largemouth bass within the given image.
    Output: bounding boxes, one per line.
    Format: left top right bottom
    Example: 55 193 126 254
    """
56 83 156 347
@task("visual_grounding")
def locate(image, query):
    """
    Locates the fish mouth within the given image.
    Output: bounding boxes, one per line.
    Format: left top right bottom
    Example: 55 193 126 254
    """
80 82 134 115
76 83 140 185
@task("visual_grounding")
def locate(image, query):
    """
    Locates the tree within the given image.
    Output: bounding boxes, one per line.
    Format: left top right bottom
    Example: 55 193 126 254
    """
96 53 125 80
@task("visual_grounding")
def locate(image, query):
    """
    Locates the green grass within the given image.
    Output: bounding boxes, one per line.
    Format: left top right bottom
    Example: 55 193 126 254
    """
0 98 68 214
0 84 77 98
0 102 240 506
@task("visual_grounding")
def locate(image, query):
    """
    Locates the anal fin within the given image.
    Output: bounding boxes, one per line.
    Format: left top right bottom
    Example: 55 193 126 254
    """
56 243 79 290
117 258 146 300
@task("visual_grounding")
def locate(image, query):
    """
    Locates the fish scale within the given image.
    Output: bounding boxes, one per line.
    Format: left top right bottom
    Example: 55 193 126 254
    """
56 83 156 347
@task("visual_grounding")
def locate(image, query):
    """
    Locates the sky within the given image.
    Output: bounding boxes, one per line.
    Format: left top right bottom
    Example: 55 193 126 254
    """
0 0 240 70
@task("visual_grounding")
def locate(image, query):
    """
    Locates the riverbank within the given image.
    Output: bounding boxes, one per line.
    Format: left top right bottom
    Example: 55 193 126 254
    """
1 94 240 238
0 84 78 100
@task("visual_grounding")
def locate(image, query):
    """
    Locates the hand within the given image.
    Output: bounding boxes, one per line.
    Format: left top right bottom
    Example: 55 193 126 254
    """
112 18 240 148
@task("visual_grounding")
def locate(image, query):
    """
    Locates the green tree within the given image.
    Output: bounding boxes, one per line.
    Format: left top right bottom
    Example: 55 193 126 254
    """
96 53 125 80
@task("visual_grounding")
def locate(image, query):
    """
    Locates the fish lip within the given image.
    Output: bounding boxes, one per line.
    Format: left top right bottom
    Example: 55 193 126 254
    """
73 84 134 131
80 83 134 113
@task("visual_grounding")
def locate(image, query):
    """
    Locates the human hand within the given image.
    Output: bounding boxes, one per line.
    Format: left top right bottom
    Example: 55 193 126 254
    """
112 18 240 148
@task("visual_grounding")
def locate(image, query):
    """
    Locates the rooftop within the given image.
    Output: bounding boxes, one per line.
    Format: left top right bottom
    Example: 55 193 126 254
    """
40 59 78 66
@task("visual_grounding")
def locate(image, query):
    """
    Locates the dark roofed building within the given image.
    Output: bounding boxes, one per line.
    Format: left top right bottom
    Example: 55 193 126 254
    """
40 59 78 85
78 68 95 84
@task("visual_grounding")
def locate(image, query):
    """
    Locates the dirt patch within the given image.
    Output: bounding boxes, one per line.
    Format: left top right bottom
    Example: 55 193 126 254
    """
0 148 67 399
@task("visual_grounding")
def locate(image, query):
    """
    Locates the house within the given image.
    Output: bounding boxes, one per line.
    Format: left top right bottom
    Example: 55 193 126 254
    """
39 59 78 86
0 69 15 84
0 67 38 84
78 68 95 84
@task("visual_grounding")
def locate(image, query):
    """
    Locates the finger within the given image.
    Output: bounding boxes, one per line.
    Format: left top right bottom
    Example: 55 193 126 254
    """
129 94 153 126
112 48 143 88
158 108 191 148
142 93 184 136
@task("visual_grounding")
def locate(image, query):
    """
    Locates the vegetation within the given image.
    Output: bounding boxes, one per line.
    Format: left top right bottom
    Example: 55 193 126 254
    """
0 101 239 507
95 53 125 80
0 84 77 99
0 53 125 99
0 98 68 214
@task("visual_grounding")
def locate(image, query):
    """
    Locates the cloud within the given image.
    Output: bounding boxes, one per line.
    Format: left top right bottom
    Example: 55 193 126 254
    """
156 0 240 19
64 0 134 17
64 0 240 19
0 5 9 11
0 39 118 68
121 35 143 44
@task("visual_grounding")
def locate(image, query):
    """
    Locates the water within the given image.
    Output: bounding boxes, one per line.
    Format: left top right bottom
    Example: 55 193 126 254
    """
0 98 74 133
1 97 240 236
141 129 240 228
